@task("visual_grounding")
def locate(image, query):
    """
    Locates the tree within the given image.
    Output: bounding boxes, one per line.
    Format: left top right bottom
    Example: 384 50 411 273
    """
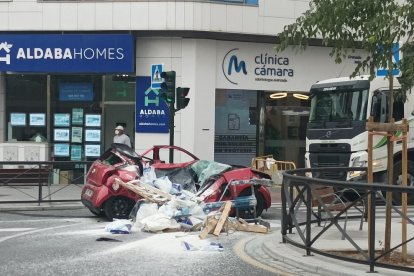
276 0 414 260
277 0 413 90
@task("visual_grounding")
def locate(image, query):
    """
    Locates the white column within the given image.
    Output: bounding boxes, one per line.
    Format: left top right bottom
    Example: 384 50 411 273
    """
181 39 217 160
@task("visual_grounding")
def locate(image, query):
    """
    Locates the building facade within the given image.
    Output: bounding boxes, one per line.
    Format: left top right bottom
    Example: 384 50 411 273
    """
0 0 363 168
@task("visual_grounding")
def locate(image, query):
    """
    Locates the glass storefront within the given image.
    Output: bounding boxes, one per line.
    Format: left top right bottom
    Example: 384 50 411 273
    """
4 73 135 161
6 74 47 142
214 89 310 168
214 89 258 166
263 92 310 168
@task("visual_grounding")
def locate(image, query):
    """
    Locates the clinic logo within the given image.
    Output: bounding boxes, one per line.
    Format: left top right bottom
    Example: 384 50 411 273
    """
222 48 247 85
0 42 13 65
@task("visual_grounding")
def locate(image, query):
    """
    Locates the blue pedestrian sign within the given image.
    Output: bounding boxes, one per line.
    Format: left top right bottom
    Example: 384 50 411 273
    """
376 43 401 77
151 64 163 89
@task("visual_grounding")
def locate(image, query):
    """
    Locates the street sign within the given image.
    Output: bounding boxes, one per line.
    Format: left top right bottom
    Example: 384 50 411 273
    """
376 42 401 77
151 64 163 89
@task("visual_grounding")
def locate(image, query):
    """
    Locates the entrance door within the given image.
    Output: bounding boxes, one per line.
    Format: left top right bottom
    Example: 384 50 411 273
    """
103 75 136 150
103 104 135 150
262 93 310 168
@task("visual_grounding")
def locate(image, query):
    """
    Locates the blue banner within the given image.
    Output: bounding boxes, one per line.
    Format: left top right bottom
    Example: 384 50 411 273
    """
0 34 134 73
136 76 169 133
59 83 93 101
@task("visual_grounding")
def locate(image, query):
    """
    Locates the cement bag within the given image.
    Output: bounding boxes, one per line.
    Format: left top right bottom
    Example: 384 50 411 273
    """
141 165 157 184
140 213 181 232
153 176 172 193
132 202 159 231
105 219 133 234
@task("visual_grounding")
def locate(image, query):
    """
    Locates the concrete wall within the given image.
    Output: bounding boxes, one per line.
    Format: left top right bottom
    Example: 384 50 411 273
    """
0 0 310 35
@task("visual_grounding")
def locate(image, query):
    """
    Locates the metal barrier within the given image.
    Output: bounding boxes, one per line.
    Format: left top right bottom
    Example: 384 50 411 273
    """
252 155 296 185
0 161 93 204
282 167 414 273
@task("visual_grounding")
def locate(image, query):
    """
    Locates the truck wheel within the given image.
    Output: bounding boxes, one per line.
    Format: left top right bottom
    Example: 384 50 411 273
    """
392 160 414 205
104 196 135 221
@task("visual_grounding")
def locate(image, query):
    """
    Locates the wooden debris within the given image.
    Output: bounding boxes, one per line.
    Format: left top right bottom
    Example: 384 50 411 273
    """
199 216 219 239
116 178 172 204
213 201 232 236
235 218 268 233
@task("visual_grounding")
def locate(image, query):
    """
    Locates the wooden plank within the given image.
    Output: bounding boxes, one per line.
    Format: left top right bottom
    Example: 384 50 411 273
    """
236 223 268 234
199 216 218 239
116 179 170 204
366 121 408 132
213 201 232 236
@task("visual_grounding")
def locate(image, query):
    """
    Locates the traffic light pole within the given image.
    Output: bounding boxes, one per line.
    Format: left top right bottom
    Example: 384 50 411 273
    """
169 103 175 163
160 71 190 163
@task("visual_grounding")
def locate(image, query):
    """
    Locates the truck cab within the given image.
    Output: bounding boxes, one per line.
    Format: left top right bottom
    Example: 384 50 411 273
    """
305 75 414 185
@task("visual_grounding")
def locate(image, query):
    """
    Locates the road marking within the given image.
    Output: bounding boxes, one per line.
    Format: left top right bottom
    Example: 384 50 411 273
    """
233 235 296 276
0 223 82 243
0 219 78 223
0 228 36 232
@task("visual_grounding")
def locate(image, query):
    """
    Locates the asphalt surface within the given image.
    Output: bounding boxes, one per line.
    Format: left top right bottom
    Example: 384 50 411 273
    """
0 207 283 276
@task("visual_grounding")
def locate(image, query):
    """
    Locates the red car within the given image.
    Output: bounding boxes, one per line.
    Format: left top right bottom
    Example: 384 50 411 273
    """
81 143 272 220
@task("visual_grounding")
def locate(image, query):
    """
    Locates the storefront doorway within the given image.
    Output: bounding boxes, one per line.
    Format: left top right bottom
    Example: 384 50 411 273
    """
103 104 135 150
214 89 310 168
262 92 310 168
102 75 136 151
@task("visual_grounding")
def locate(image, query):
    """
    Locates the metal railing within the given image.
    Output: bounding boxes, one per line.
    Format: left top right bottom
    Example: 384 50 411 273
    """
282 167 414 273
39 0 259 5
0 161 93 204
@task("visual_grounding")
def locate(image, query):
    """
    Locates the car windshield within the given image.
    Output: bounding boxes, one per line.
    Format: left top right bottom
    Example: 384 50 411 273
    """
309 89 368 124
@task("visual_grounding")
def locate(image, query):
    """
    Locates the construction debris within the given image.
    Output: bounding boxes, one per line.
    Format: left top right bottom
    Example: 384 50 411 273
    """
113 178 271 238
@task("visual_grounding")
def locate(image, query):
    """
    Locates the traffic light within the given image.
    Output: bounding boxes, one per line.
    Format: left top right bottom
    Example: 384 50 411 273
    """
176 87 190 111
160 71 176 103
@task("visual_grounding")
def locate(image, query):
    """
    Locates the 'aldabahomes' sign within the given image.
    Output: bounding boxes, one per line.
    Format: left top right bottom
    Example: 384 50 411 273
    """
0 34 134 73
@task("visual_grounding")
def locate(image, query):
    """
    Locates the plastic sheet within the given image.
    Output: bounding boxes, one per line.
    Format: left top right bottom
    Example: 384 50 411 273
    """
191 160 231 188
154 167 198 193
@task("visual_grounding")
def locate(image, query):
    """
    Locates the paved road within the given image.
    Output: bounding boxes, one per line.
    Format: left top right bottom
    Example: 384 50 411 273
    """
0 207 283 276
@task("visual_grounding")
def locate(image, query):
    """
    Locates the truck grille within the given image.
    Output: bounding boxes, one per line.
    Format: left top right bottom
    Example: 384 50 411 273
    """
309 152 351 180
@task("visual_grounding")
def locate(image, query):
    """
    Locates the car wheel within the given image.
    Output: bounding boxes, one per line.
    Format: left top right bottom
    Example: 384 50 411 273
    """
392 160 414 205
237 188 266 219
104 196 135 221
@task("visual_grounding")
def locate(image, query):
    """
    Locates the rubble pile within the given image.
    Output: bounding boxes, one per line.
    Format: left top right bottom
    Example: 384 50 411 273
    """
112 172 270 237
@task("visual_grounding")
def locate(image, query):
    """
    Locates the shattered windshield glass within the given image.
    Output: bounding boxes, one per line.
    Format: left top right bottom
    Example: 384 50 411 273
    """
309 89 368 124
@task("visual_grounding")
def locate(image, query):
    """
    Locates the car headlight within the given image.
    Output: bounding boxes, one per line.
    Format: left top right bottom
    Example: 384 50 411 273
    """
112 182 120 191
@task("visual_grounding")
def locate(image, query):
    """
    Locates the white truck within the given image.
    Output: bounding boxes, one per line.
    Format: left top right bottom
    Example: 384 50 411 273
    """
304 75 414 203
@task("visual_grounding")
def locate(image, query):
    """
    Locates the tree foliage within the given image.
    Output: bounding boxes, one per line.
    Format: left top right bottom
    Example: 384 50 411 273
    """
276 0 414 98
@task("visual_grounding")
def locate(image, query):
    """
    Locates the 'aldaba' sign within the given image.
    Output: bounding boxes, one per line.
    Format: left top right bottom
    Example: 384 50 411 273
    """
0 34 134 73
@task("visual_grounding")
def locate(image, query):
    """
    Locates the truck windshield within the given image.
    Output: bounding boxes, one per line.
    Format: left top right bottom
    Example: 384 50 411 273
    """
309 89 368 123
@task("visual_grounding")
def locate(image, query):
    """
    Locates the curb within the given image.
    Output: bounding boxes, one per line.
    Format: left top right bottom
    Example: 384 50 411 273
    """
0 203 86 212
260 233 413 276
261 239 355 276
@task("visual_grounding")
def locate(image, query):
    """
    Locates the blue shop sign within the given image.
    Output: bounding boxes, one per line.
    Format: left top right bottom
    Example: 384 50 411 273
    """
136 76 169 133
0 34 134 73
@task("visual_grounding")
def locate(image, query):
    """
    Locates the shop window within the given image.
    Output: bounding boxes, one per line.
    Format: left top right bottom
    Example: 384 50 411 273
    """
5 74 47 142
104 75 136 102
50 75 103 161
214 89 257 166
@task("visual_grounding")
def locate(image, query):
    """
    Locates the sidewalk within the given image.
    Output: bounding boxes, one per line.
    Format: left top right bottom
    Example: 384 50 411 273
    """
0 184 84 211
245 218 414 276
